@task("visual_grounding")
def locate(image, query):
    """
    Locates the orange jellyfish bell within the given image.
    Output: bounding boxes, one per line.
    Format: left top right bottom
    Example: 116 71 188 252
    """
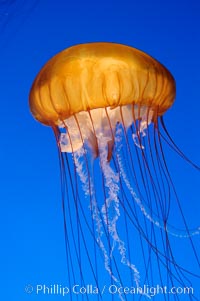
29 42 176 126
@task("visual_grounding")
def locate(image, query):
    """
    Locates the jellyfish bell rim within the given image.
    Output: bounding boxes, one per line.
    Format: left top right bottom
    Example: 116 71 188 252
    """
29 42 176 127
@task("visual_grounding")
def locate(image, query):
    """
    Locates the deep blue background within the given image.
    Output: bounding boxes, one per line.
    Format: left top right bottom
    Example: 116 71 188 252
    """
0 0 200 300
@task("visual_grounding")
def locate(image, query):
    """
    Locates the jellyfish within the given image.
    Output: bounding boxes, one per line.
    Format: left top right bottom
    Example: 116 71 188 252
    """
29 43 200 300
